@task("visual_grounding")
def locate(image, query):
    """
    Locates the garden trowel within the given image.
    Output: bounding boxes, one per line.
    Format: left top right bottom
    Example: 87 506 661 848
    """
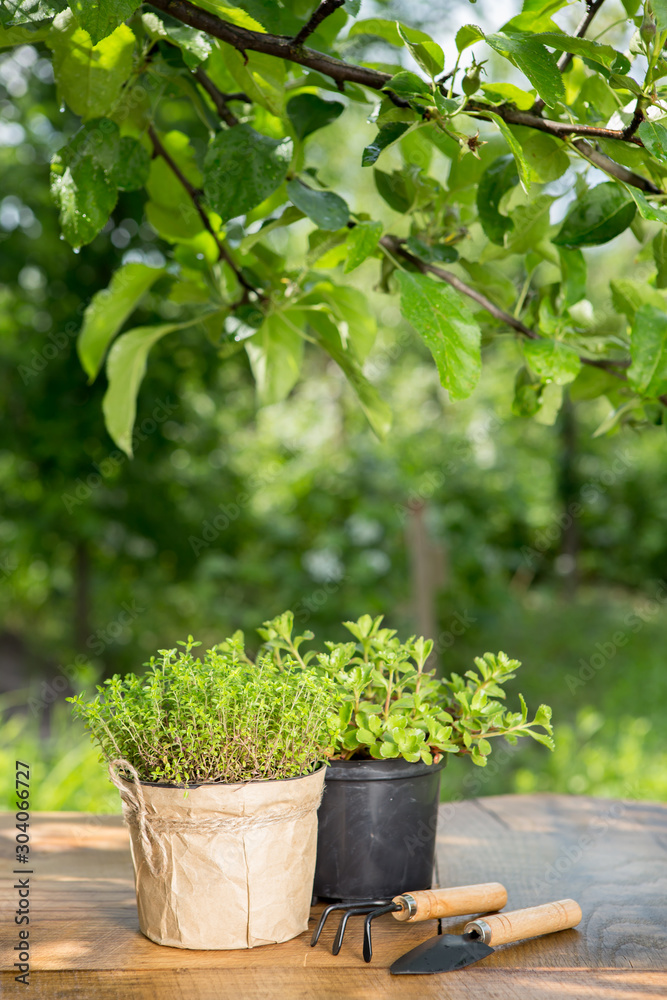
390 898 582 974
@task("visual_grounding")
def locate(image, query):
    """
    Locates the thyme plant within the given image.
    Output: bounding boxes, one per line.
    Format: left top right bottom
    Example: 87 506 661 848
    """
69 634 339 784
262 612 554 767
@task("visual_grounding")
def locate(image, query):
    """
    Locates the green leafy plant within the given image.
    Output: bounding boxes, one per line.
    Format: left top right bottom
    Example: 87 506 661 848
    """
261 612 554 767
68 634 339 784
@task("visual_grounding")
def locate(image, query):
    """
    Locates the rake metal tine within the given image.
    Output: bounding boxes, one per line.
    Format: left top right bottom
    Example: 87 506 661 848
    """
310 903 349 947
363 903 400 964
331 905 381 955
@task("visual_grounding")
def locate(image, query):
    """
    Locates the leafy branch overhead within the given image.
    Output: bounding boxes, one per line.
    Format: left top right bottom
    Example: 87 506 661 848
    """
8 0 667 450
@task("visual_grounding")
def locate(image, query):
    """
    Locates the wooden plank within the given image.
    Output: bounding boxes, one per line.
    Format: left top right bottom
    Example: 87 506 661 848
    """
1 795 666 998
2 968 667 1000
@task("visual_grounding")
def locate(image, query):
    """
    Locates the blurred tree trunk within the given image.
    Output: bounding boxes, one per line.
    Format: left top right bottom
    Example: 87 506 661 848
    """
557 395 580 596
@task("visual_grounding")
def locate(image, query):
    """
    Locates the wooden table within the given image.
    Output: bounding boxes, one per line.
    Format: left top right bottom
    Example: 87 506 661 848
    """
1 794 666 998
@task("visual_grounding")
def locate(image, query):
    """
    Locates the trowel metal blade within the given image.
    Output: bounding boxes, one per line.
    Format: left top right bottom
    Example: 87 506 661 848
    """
390 933 494 975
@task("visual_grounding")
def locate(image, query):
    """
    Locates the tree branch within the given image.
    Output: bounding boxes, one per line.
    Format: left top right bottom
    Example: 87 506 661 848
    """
193 66 239 127
532 0 609 113
148 0 391 89
572 139 662 194
293 0 345 46
381 235 631 378
147 125 257 297
150 0 661 196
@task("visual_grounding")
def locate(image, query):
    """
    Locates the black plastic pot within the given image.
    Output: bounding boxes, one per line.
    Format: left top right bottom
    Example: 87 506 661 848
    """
313 756 447 902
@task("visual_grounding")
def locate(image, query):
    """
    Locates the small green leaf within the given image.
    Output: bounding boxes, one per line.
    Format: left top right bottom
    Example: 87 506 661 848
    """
72 0 139 44
396 271 481 400
636 120 667 162
246 309 305 406
553 183 636 247
610 278 666 321
476 155 519 245
103 324 181 456
629 304 667 397
512 366 542 417
456 23 484 53
286 93 344 141
362 123 411 167
374 168 415 213
523 339 582 385
1 0 66 27
286 179 349 231
78 263 165 380
344 220 383 273
204 124 292 223
511 127 569 183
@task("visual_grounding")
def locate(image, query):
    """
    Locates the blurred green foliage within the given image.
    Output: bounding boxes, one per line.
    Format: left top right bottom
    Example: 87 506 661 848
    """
1 25 667 812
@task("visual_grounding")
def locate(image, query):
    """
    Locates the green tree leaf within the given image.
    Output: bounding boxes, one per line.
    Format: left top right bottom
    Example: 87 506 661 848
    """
204 124 292 223
50 155 117 249
286 93 344 141
531 32 630 73
456 23 484 52
637 120 667 162
398 24 444 78
553 183 636 247
142 12 211 67
71 0 139 45
523 339 582 385
485 31 565 108
610 278 666 321
510 127 569 183
396 271 481 400
286 179 349 231
245 309 305 406
362 123 411 167
344 220 383 273
103 324 181 456
306 310 391 437
505 194 554 254
78 263 165 380
484 110 531 192
374 168 415 213
476 155 519 245
623 184 667 226
628 304 667 397
1 0 66 26
47 12 135 121
348 18 430 46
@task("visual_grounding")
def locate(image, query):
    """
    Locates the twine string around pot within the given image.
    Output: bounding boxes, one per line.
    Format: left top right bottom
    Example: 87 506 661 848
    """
108 758 324 879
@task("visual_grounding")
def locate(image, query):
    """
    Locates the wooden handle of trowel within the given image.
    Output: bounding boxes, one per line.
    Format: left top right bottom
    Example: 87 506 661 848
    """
464 898 582 946
392 882 508 923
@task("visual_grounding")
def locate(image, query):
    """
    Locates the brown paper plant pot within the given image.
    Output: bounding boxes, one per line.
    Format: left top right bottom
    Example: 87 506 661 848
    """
109 759 325 950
